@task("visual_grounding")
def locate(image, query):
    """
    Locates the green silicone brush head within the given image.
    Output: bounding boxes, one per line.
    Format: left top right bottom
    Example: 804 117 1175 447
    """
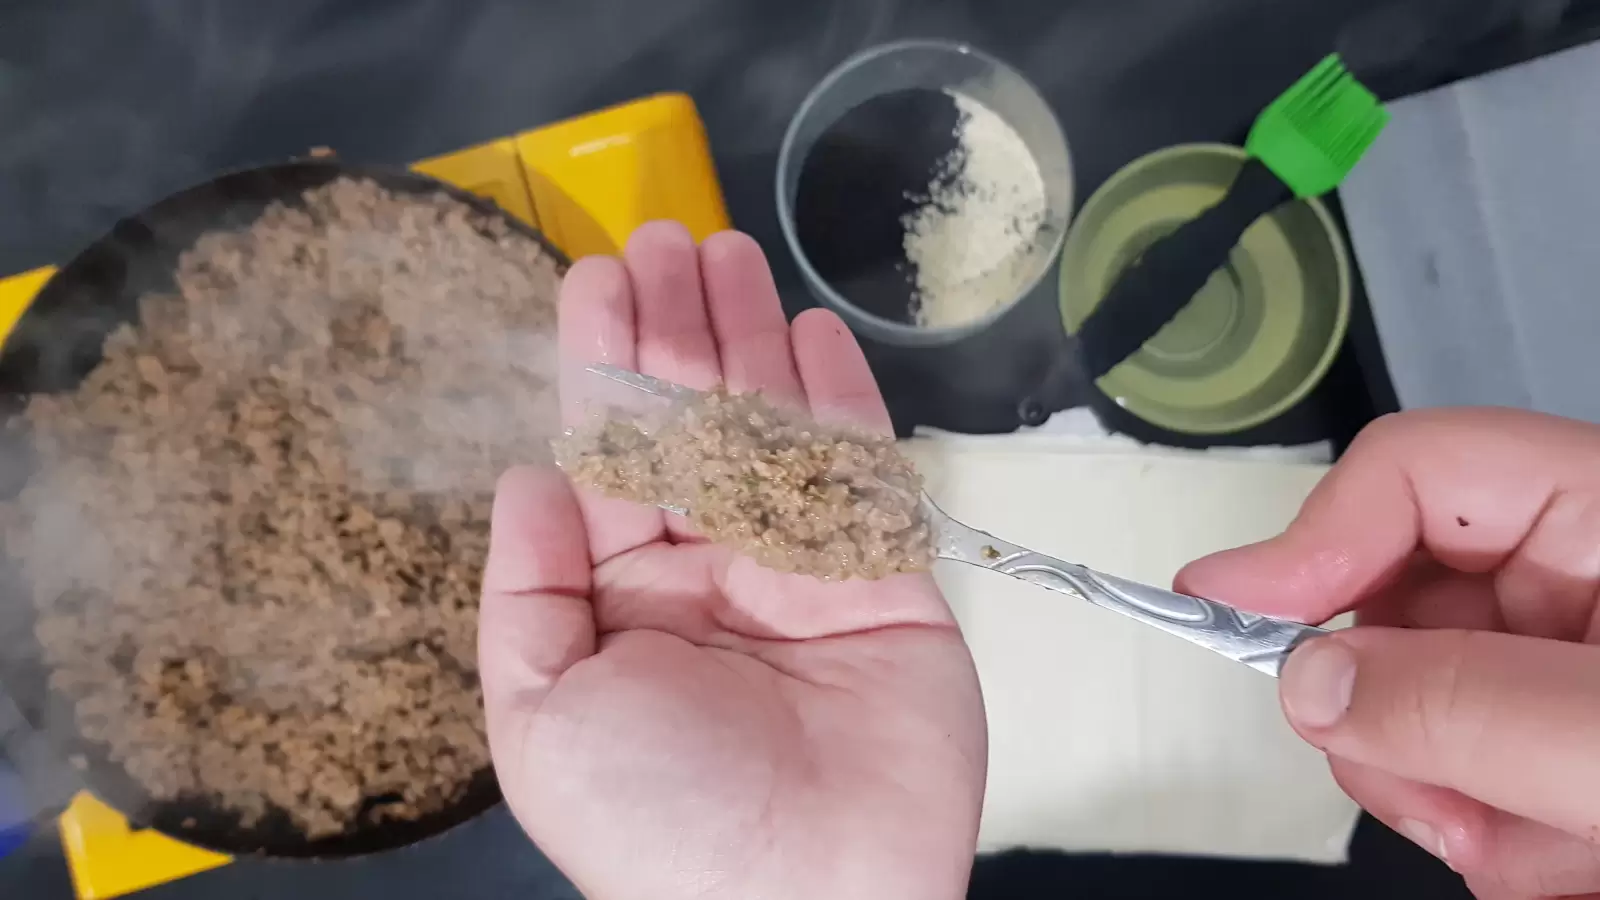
1247 54 1390 199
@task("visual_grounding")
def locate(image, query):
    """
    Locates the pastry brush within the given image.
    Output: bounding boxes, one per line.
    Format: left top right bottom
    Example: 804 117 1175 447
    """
1073 53 1390 381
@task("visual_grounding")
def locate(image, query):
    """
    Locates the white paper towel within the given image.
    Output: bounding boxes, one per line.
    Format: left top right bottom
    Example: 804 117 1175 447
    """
903 440 1359 863
1339 39 1600 421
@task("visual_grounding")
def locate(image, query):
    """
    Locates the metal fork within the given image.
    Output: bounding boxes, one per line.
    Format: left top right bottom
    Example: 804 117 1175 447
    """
575 363 1328 677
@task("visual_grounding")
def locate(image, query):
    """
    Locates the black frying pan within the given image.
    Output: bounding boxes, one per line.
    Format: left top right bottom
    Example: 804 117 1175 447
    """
0 158 569 859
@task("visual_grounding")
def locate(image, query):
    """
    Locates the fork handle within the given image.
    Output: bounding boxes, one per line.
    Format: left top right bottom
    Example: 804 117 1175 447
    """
987 550 1327 677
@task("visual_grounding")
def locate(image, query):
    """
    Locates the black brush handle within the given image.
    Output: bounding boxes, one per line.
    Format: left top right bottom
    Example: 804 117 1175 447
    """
1077 158 1294 379
1018 158 1293 427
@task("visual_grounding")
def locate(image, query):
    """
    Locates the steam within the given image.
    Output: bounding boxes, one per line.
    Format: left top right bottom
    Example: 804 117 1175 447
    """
339 327 562 494
0 170 560 832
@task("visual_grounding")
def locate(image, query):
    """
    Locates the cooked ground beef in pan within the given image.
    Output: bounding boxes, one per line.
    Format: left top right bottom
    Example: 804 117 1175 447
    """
1 177 563 839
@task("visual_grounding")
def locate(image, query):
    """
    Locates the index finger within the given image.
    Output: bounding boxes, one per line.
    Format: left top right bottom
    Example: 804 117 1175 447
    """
557 255 665 563
699 231 805 408
790 308 894 435
1176 408 1600 624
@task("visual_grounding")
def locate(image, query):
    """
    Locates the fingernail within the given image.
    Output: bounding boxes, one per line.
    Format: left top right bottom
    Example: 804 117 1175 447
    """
1281 637 1356 729
1397 818 1450 866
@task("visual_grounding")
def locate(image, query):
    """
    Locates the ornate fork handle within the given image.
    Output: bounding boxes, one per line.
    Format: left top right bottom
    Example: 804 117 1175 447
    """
998 551 1323 676
931 505 1326 677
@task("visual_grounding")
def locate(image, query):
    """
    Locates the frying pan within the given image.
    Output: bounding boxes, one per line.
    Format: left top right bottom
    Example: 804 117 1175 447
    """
0 158 569 858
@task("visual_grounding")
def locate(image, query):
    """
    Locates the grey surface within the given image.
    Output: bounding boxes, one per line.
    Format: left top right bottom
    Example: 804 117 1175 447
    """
5 0 1578 897
1341 39 1600 422
0 804 584 900
0 686 84 827
0 0 1408 447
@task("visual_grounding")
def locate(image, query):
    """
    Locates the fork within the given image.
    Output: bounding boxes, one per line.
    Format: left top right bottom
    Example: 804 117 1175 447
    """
576 363 1328 677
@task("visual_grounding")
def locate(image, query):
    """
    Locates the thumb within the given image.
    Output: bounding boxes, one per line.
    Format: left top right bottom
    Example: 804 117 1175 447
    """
1281 627 1600 843
478 466 597 796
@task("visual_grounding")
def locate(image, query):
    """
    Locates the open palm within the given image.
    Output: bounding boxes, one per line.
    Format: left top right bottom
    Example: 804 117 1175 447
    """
478 223 986 900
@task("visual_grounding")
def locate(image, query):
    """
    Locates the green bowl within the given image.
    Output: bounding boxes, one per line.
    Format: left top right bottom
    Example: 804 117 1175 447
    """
1059 143 1351 435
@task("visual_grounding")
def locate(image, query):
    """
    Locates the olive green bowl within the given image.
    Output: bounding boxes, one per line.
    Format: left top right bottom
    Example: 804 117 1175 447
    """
1059 143 1351 435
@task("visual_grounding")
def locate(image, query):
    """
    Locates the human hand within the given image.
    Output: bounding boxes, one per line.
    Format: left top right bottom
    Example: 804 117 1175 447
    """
477 222 986 900
1177 409 1600 899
